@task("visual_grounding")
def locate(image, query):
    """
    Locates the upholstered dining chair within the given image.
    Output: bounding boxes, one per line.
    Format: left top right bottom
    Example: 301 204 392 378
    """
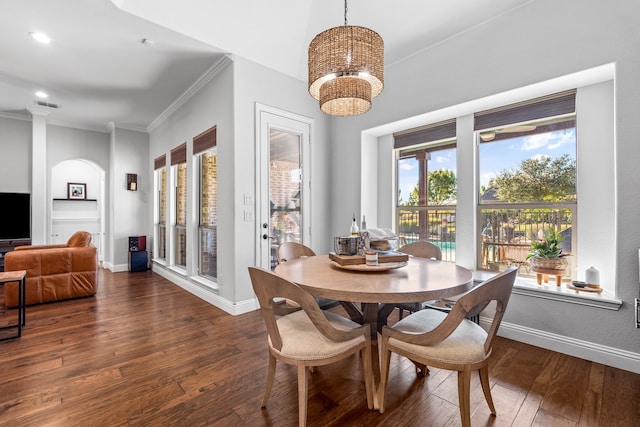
396 241 443 319
377 266 517 427
277 242 339 309
248 267 373 427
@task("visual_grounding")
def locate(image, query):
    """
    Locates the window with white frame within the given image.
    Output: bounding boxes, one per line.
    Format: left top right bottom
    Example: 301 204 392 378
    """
394 119 457 261
476 90 577 280
171 143 187 269
154 154 167 261
193 126 217 281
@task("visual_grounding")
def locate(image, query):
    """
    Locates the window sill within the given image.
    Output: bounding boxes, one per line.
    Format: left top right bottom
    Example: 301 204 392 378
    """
191 275 219 291
471 270 622 311
168 265 187 276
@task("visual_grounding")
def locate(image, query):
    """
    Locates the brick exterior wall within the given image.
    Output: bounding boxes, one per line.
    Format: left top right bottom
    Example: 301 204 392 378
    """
199 151 217 278
175 163 187 266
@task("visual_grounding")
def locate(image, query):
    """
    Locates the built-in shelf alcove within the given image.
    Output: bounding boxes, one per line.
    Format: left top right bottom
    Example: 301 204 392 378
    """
50 159 105 261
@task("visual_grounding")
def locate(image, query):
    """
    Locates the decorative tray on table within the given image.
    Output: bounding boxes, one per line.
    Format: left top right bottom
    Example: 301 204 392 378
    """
329 260 408 272
328 252 409 272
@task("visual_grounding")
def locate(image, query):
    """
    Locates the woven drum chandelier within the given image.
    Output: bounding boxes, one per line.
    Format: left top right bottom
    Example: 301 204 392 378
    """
308 0 384 116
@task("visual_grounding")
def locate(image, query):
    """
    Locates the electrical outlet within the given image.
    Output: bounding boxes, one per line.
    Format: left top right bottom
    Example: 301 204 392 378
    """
244 210 254 221
244 194 253 205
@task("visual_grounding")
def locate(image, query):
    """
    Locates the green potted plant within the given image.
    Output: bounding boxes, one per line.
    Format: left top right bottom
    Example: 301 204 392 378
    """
527 228 568 272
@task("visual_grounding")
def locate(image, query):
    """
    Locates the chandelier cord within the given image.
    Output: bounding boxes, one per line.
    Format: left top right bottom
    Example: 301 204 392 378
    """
344 0 348 25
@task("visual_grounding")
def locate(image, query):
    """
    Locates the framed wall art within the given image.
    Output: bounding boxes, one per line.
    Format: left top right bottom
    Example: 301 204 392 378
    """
68 182 87 200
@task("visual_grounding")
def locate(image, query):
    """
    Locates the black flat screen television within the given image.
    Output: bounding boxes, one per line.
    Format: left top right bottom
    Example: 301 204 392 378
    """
0 192 31 240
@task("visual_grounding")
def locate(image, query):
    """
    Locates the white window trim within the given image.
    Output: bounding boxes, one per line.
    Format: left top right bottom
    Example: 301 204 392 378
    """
364 63 618 306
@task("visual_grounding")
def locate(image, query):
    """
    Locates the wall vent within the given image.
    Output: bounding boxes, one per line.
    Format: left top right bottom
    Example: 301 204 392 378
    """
34 100 60 109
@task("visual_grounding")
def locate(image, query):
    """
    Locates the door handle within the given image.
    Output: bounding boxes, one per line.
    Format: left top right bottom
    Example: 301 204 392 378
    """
262 234 273 240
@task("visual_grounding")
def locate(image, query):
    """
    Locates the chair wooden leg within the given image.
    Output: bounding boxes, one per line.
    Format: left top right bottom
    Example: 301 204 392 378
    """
377 340 392 413
411 360 429 377
457 367 472 427
479 365 496 415
297 363 309 427
261 353 277 407
361 346 374 410
398 308 405 320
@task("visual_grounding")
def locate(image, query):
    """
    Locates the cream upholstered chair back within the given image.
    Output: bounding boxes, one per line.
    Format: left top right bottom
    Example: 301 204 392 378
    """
398 240 442 260
248 267 373 426
276 242 315 264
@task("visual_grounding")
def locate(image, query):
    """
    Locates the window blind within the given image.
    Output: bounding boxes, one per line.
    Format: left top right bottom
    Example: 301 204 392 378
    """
170 143 187 165
154 154 166 170
394 119 456 149
474 89 576 131
193 126 217 154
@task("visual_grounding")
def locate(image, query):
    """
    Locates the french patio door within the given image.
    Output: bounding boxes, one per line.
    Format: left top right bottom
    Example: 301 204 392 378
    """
256 104 312 270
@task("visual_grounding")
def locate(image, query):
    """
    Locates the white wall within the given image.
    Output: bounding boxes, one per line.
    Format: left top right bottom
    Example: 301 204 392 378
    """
0 116 150 270
330 0 640 364
148 55 331 313
149 59 236 305
233 56 331 303
110 127 150 270
0 116 31 192
47 125 110 252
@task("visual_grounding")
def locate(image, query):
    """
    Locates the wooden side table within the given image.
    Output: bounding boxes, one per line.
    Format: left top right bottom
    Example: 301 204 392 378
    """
0 270 26 340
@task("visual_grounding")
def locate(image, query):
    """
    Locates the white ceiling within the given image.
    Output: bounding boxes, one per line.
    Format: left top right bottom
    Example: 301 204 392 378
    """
0 0 532 132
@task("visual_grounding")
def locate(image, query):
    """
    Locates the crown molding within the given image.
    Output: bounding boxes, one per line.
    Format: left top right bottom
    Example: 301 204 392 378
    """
147 54 233 133
0 111 32 121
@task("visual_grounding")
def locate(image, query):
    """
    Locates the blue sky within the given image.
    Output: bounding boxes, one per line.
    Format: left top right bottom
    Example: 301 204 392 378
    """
397 128 576 203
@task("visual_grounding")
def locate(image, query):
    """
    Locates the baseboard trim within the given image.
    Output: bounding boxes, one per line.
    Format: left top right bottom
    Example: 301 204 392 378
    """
152 265 258 315
484 317 640 374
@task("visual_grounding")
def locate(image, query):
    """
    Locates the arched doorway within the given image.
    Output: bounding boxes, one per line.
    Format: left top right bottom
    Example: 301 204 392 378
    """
50 159 105 262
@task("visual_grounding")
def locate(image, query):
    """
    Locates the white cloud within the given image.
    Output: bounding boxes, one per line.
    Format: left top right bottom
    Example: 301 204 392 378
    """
399 162 415 171
521 133 553 151
548 131 573 149
434 155 449 164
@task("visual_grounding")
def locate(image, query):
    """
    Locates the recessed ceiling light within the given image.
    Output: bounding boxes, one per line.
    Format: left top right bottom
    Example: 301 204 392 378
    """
141 38 153 47
29 32 51 44
35 91 48 99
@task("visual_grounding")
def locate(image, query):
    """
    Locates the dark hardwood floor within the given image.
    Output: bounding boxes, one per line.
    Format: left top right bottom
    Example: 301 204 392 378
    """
1 268 638 426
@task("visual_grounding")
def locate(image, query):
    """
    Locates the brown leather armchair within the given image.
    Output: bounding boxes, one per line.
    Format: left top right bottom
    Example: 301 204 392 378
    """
3 231 98 307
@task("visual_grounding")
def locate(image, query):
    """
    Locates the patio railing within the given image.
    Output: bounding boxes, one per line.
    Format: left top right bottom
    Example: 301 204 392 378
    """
397 207 457 261
397 204 576 279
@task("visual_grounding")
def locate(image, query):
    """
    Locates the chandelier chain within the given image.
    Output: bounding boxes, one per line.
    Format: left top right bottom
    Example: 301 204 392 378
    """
344 0 348 26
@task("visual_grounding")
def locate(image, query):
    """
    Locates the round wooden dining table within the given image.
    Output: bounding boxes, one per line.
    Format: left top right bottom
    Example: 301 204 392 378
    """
274 254 474 409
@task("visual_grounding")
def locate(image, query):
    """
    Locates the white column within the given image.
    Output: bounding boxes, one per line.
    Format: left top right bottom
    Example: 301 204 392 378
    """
27 108 50 244
455 114 476 270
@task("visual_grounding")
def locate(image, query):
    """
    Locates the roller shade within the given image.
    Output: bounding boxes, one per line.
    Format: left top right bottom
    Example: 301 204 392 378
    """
193 126 217 154
394 119 456 149
474 89 576 131
170 143 187 165
154 154 166 170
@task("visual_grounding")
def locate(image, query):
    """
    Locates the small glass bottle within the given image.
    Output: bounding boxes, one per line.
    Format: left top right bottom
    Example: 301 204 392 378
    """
350 214 359 235
361 215 367 231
